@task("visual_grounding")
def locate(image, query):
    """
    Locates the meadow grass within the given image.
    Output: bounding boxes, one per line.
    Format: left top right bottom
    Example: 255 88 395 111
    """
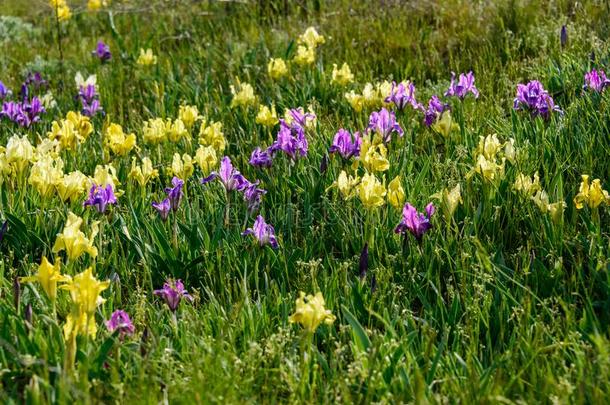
1 0 610 403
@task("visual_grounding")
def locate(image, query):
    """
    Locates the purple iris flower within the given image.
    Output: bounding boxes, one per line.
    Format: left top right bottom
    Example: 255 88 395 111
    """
423 95 449 126
1 101 20 121
84 184 117 214
1 97 45 127
242 215 278 248
395 202 435 242
152 198 171 221
153 279 193 312
287 107 315 129
106 310 135 338
24 72 48 92
384 81 423 111
513 80 562 119
78 84 103 117
269 120 309 160
164 177 184 212
93 41 112 62
445 71 479 99
368 108 403 143
329 128 362 160
0 82 11 100
249 147 274 168
242 180 267 212
201 156 248 191
584 69 610 93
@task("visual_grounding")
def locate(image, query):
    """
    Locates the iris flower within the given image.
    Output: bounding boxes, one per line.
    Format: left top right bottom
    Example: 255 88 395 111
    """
84 183 117 214
242 215 278 248
395 203 435 241
154 279 193 312
445 71 479 99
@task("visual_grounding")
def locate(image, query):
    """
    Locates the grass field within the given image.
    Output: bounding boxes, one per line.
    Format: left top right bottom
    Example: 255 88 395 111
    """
1 0 610 403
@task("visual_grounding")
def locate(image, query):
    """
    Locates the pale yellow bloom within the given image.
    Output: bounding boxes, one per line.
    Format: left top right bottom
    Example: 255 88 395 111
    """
5 135 34 173
360 136 389 173
376 81 393 105
268 58 288 80
194 145 218 175
137 48 157 66
63 311 98 340
129 157 159 187
513 172 541 197
387 176 405 209
171 153 194 180
50 0 71 21
256 104 279 127
74 72 96 90
473 154 505 183
358 173 386 209
52 213 99 261
20 256 68 301
142 118 169 144
56 171 88 202
476 134 504 160
91 164 120 190
61 267 110 316
48 119 81 151
362 83 379 108
532 190 566 223
432 111 458 139
344 91 364 112
34 139 61 160
167 119 189 143
198 119 226 152
293 45 315 66
105 123 137 156
574 175 610 209
178 105 200 130
331 63 354 86
335 170 360 200
29 155 64 198
230 82 256 108
87 0 110 11
298 27 325 49
288 292 335 333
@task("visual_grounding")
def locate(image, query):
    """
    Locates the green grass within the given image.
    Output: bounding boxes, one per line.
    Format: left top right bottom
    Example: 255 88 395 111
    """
1 0 610 403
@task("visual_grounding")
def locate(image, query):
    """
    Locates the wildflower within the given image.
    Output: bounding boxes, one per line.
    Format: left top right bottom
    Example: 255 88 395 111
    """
20 256 67 301
230 82 256 108
75 72 97 90
331 63 354 86
361 83 379 108
84 184 117 214
359 136 390 173
29 155 64 198
256 104 279 127
171 153 194 180
154 279 193 312
0 81 11 100
93 41 111 62
201 156 247 191
335 170 360 200
87 0 110 11
143 118 168 144
50 0 71 21
532 190 566 223
129 157 159 187
431 110 458 138
513 173 541 197
91 164 120 192
5 135 34 173
368 108 403 143
344 91 364 112
434 184 462 221
61 267 110 322
298 27 325 49
165 177 184 212
268 58 288 80
1 98 45 127
104 123 137 156
513 80 562 119
241 181 267 212
194 145 218 175
385 81 422 111
242 215 278 248
106 310 135 338
167 119 189 143
288 292 335 333
284 107 316 129
423 95 449 127
249 147 274 168
52 212 99 261
178 105 200 130
445 71 479 99
152 198 171 221
583 69 610 93
56 171 88 202
475 134 504 160
269 120 308 160
40 91 57 110
198 119 226 152
395 202 435 241
573 175 610 209
137 48 157 66
47 119 80 150
358 173 386 209
387 176 405 209
294 45 315 66
329 129 361 160
66 111 94 140
473 154 505 183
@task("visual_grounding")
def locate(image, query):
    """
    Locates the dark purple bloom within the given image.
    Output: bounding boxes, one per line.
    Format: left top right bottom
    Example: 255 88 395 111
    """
241 180 266 213
1 101 20 122
78 84 104 117
445 71 479 99
368 108 403 143
0 220 7 243
1 97 45 127
423 95 448 126
106 310 135 338
93 41 112 62
242 215 278 248
384 81 423 111
0 82 11 100
269 120 308 160
584 69 610 93
24 72 48 92
153 279 193 312
395 202 435 242
329 129 362 160
249 147 274 168
513 80 562 119
152 198 171 221
359 243 368 279
84 184 117 214
164 177 184 212
201 156 248 191
560 25 567 48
